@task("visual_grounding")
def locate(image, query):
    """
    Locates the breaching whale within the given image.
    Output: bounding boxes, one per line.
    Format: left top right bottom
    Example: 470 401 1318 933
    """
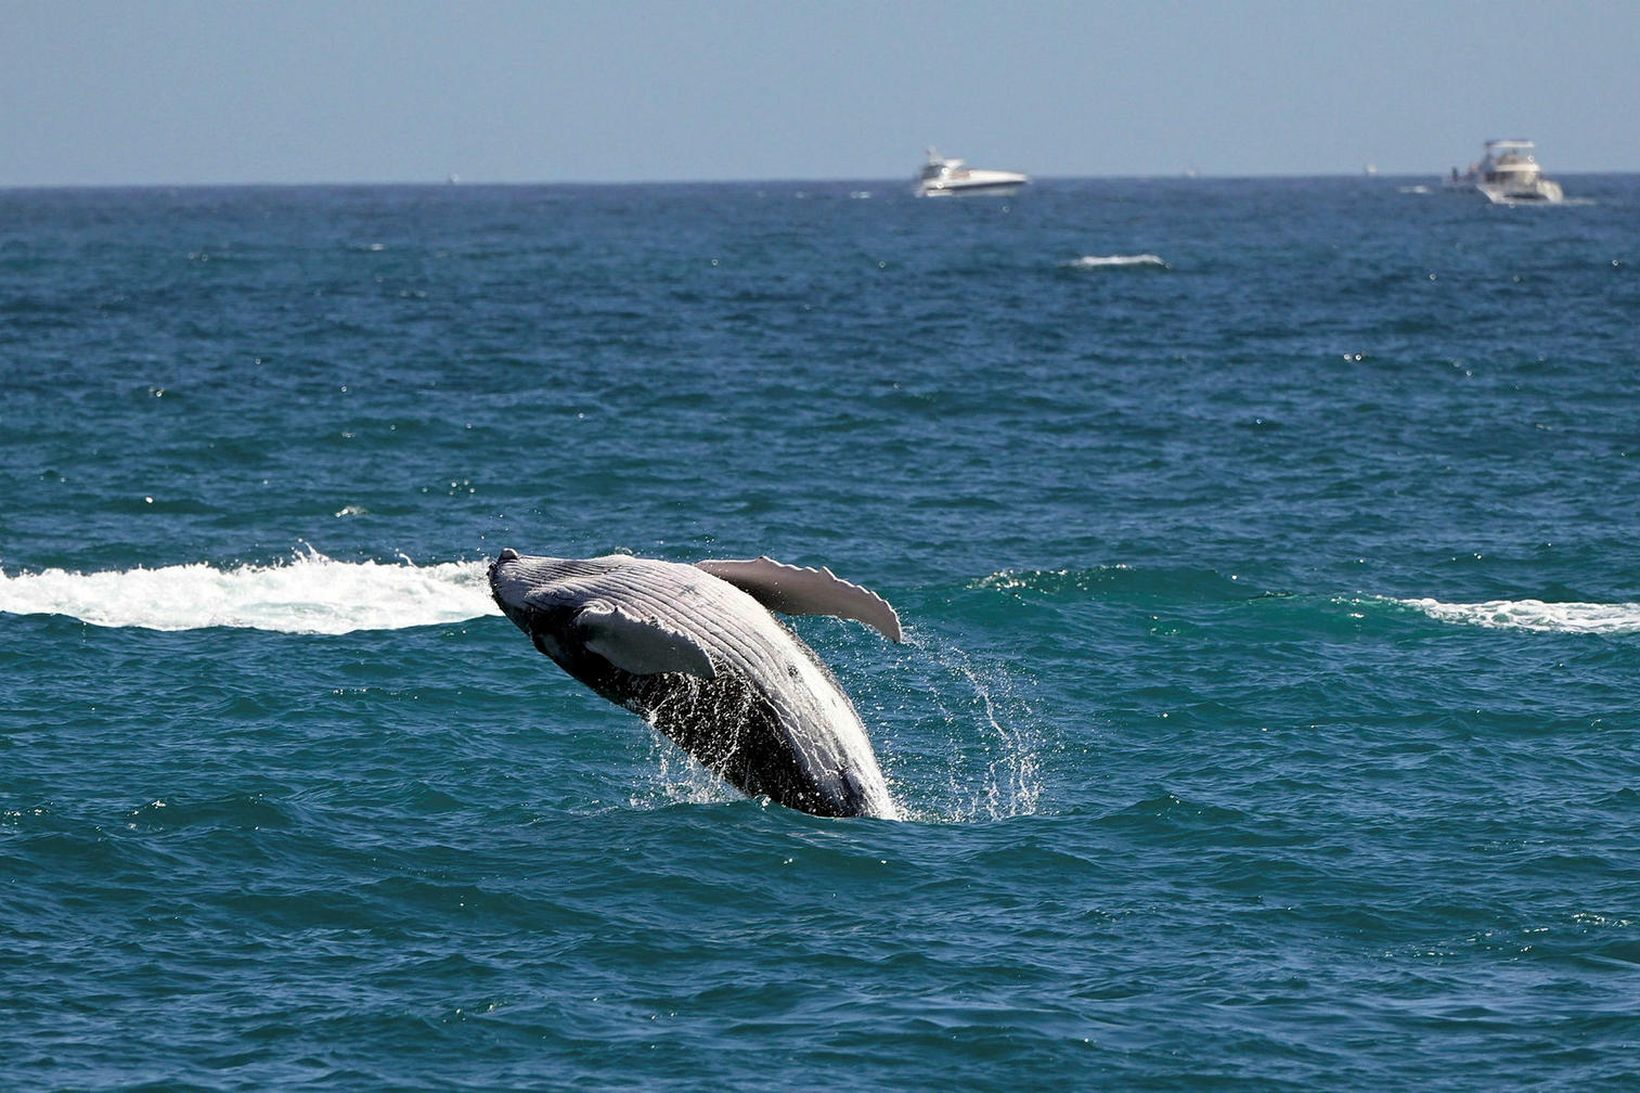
488 549 903 820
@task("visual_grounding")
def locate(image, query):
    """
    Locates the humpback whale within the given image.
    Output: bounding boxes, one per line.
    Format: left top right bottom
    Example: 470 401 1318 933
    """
488 549 903 820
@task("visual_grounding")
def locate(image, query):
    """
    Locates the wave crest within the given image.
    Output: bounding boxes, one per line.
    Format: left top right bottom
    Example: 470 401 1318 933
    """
1400 597 1640 635
0 549 500 635
1062 253 1169 270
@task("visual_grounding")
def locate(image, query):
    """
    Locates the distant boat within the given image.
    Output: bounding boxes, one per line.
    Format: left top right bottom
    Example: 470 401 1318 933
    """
914 148 1028 198
1363 163 1379 176
1445 140 1563 204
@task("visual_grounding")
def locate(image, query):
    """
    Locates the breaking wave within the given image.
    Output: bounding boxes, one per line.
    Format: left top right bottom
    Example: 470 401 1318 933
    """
1063 253 1169 270
1399 597 1640 635
0 549 500 635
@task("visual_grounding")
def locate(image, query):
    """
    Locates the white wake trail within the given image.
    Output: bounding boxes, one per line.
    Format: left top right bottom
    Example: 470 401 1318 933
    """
0 550 501 635
1400 597 1640 636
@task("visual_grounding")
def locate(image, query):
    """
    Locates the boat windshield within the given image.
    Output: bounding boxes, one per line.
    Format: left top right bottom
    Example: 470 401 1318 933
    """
1485 141 1536 160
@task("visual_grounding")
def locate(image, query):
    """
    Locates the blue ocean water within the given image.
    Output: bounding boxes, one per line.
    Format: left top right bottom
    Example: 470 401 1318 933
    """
3 176 1638 1088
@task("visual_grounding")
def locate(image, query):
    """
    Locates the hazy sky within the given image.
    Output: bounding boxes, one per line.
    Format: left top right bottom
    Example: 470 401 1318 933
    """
4 0 1636 185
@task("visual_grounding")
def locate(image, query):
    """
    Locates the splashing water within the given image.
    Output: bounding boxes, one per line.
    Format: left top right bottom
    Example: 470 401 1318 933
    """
630 677 747 810
0 547 501 634
621 625 1047 822
866 629 1046 823
631 732 741 811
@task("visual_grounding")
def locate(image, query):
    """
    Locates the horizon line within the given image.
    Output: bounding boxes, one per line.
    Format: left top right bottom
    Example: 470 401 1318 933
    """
4 168 1637 192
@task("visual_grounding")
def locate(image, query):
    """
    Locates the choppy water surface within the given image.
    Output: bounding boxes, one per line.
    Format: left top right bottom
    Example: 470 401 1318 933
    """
3 177 1639 1088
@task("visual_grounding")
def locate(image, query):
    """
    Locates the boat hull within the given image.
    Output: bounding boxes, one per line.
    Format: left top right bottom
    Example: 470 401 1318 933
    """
1478 179 1564 204
916 178 1026 198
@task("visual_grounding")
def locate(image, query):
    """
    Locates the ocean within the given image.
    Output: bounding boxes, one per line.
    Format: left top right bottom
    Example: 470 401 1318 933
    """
2 176 1638 1088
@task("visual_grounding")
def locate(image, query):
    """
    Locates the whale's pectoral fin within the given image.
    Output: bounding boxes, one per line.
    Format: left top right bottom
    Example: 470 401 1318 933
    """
695 556 903 642
575 600 716 679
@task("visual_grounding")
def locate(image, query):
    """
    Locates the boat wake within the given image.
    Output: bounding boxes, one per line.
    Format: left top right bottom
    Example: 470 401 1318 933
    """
0 548 500 635
1062 253 1170 270
1398 597 1640 635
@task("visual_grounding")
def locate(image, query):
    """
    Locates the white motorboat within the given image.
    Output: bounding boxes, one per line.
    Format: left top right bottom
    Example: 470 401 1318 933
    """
914 148 1028 198
1445 140 1564 204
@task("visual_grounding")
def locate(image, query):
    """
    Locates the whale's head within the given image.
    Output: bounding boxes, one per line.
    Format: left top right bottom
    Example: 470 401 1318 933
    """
490 548 582 625
490 547 558 622
488 548 633 664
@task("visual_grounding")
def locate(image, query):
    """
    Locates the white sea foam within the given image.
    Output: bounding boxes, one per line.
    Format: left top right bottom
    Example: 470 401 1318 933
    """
0 549 501 635
1064 253 1169 270
1400 597 1640 635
